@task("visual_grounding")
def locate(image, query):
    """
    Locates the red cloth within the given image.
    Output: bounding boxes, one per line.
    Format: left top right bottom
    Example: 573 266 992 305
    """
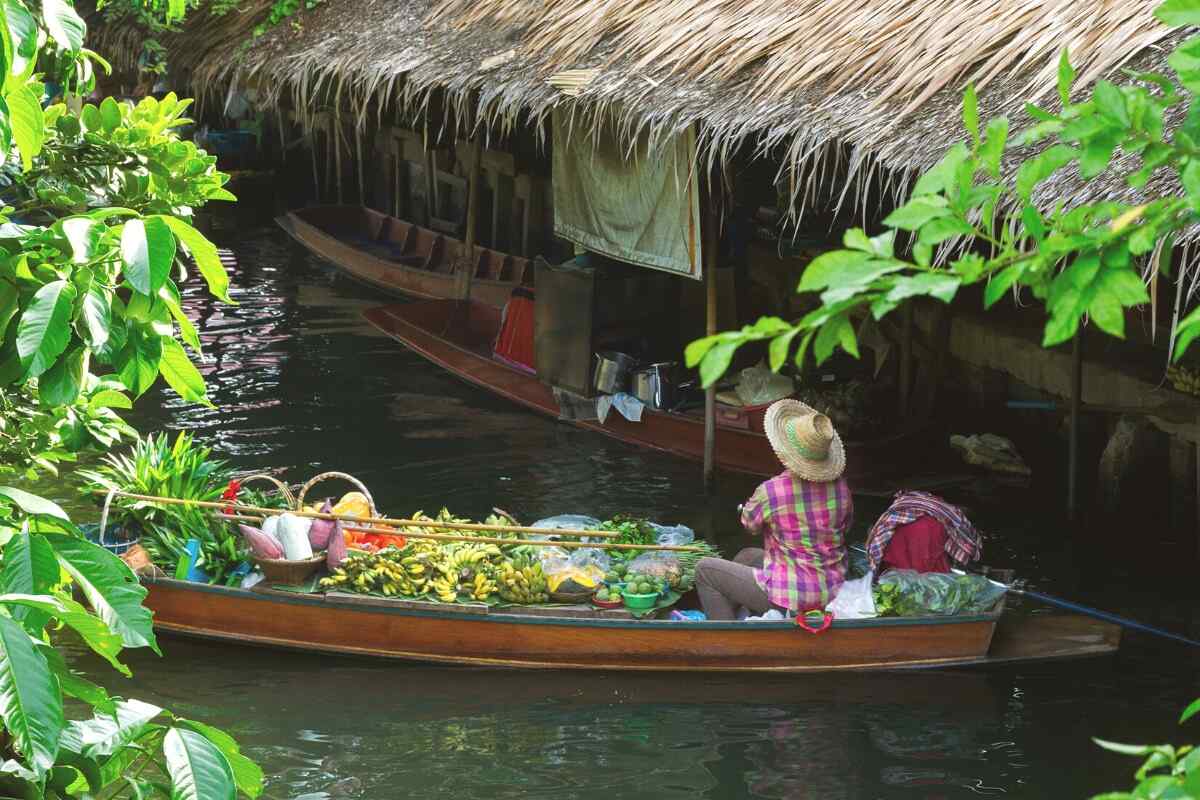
880 516 950 574
493 289 536 374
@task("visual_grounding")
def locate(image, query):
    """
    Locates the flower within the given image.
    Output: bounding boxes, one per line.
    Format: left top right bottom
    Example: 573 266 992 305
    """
220 479 242 514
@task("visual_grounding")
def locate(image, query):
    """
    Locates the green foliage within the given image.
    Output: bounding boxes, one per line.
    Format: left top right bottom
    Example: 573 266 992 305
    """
690 0 1200 386
1090 698 1200 799
0 0 259 795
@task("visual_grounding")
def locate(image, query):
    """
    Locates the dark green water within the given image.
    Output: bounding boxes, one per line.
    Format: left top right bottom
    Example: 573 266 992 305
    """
57 223 1200 799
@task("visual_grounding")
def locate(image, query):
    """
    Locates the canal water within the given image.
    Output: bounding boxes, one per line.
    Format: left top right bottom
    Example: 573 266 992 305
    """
56 217 1200 799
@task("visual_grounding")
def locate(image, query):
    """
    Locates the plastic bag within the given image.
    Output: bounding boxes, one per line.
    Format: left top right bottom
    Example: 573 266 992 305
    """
530 514 604 543
627 551 684 588
826 574 877 619
541 548 608 593
874 570 1006 617
649 523 695 546
735 362 794 406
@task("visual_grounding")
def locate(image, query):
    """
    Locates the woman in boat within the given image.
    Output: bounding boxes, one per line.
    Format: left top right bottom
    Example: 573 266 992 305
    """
865 491 983 575
695 399 853 620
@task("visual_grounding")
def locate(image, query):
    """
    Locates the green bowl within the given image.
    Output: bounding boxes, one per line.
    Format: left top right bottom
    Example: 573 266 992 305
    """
622 591 659 610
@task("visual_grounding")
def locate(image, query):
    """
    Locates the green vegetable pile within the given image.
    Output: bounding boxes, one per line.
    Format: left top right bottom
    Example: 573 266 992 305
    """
873 572 1005 617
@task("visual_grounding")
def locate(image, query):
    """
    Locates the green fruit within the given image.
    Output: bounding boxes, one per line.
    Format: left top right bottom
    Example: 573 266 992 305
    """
614 563 628 575
604 571 619 582
637 582 652 594
597 589 610 601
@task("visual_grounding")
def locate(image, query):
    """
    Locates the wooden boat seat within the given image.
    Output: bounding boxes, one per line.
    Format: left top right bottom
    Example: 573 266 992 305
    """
401 226 446 272
474 247 509 281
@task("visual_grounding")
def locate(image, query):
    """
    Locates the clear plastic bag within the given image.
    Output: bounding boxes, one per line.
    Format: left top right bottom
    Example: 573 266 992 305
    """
874 569 1007 617
735 362 794 406
626 551 684 588
541 548 608 594
530 514 604 543
649 523 695 546
826 574 877 619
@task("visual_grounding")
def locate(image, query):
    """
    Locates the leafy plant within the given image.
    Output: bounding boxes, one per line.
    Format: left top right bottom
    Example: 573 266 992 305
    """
78 431 232 535
687 0 1200 387
1091 699 1200 799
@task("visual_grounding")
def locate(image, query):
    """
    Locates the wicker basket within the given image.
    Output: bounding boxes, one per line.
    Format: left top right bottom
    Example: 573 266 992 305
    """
550 589 594 604
296 471 377 514
237 473 297 508
254 553 325 585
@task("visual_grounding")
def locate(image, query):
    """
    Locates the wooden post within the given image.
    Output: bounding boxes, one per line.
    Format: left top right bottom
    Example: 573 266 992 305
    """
355 126 366 206
703 192 719 494
898 303 914 417
1067 331 1084 521
459 135 484 304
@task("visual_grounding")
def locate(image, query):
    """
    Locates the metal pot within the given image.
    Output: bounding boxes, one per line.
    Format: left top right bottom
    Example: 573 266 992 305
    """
593 351 636 394
632 362 679 410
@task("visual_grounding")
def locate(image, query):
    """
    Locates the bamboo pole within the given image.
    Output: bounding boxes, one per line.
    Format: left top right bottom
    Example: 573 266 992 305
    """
101 491 619 539
316 526 704 553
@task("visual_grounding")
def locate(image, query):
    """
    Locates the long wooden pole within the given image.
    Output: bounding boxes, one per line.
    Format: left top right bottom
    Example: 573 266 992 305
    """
460 134 484 303
102 491 618 539
703 180 719 494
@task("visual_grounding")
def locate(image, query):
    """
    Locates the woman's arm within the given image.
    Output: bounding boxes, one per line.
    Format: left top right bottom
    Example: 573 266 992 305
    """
740 484 770 536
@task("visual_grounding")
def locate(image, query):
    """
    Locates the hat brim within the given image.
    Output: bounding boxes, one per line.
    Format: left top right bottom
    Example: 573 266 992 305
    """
763 399 847 482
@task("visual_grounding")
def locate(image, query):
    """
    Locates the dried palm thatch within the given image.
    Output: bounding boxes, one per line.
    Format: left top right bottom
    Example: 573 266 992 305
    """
135 0 1187 236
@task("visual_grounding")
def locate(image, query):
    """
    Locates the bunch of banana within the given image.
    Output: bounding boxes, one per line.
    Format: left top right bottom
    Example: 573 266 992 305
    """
320 549 429 597
1167 365 1200 397
497 556 550 604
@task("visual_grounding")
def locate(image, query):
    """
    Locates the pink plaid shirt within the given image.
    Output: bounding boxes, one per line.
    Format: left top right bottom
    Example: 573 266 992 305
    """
741 471 854 612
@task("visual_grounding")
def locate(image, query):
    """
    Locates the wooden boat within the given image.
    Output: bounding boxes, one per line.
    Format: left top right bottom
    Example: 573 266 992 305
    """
142 577 1120 672
363 299 926 482
276 205 533 309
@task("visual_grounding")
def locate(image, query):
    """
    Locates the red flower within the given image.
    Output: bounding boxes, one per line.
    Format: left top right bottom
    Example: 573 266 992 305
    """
220 479 242 514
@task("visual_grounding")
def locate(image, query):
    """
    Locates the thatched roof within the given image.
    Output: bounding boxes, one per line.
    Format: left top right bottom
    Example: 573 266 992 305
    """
154 0 1181 224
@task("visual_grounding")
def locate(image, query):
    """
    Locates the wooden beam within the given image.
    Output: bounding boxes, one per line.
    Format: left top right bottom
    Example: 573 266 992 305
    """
1067 331 1084 522
459 135 484 303
703 188 719 494
899 303 914 417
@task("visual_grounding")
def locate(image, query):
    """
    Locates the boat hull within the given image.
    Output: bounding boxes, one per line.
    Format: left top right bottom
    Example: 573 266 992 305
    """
145 578 1004 672
363 300 922 481
277 206 525 309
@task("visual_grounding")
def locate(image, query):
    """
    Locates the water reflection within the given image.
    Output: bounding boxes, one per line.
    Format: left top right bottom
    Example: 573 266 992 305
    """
54 222 1200 799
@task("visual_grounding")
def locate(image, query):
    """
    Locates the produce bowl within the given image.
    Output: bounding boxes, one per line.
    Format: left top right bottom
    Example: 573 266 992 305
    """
255 553 325 585
592 595 624 609
622 591 659 611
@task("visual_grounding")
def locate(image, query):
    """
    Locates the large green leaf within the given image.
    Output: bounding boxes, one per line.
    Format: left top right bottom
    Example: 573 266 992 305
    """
39 345 85 406
0 614 63 775
41 0 85 52
59 699 163 759
3 0 37 82
41 533 159 652
40 645 115 716
0 531 59 632
116 324 163 397
0 280 17 339
99 96 121 134
60 217 100 263
177 720 263 799
0 487 68 520
122 218 174 296
0 594 127 674
80 285 111 348
159 337 210 405
163 727 237 800
158 216 232 303
7 84 43 171
16 279 76 378
159 281 201 353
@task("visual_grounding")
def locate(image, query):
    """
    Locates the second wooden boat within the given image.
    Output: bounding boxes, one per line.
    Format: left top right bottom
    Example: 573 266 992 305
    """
277 205 533 308
363 299 925 482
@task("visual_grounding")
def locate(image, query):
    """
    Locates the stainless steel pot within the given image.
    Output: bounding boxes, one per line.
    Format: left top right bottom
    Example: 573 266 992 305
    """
632 362 679 410
593 351 636 394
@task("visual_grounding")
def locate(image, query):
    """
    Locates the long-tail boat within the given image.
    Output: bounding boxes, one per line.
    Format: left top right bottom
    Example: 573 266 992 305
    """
362 300 925 482
276 205 534 309
142 576 1120 671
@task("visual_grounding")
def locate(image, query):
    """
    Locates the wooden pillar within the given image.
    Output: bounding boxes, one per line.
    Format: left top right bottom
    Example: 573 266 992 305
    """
355 126 365 206
1067 331 1084 521
703 195 719 494
459 135 484 304
898 303 914 417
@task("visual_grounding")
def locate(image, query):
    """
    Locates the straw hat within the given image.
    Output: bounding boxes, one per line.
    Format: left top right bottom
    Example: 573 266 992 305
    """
763 399 846 482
